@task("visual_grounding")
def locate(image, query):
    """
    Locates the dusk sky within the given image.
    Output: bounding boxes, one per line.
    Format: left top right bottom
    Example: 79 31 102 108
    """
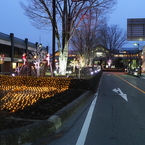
0 0 145 49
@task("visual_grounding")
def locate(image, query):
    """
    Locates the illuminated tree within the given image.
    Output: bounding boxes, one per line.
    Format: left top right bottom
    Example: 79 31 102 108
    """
70 55 85 78
20 0 117 74
29 44 47 77
70 58 78 72
70 8 107 66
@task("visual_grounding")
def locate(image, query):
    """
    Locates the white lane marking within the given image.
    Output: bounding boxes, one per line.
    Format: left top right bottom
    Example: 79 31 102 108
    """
113 88 128 102
76 93 98 145
76 74 103 145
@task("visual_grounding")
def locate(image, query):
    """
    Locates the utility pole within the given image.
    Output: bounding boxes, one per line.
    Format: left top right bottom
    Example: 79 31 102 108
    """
52 0 56 76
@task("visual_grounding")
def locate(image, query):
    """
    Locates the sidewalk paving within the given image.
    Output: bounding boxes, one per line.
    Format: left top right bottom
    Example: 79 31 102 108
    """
127 71 145 79
140 73 145 79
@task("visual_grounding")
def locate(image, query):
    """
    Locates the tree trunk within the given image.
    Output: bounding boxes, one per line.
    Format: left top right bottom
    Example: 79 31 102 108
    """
37 63 40 77
59 42 68 75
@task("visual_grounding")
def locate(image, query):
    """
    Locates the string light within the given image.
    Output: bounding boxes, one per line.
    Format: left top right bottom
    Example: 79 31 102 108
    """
0 76 71 112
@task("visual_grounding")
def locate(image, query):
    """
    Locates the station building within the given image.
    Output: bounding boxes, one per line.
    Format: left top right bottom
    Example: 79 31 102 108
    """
92 46 142 71
0 32 48 74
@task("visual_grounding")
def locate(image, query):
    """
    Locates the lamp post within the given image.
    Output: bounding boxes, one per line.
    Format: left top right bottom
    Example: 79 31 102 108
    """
52 0 56 77
134 43 141 76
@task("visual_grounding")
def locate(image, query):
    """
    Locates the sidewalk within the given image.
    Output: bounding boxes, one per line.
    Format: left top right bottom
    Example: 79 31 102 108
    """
140 72 145 79
127 71 145 79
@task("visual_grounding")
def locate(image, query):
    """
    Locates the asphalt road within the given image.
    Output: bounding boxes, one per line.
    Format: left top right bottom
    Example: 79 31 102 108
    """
84 72 145 145
27 72 145 145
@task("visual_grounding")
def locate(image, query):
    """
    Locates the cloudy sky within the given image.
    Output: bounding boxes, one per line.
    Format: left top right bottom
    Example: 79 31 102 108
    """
0 0 145 49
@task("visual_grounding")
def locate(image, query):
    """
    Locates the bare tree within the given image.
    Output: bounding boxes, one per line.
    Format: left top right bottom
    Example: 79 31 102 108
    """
70 8 107 66
70 55 85 78
98 24 126 60
28 44 47 77
20 0 117 74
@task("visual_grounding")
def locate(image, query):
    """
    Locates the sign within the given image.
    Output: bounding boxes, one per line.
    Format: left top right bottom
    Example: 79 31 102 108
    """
127 18 145 41
113 88 128 102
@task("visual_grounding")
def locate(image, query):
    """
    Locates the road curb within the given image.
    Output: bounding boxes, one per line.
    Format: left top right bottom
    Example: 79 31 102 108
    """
0 91 94 145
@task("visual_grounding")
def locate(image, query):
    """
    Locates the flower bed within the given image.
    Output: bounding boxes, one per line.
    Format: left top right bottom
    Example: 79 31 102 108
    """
0 75 93 131
0 71 102 131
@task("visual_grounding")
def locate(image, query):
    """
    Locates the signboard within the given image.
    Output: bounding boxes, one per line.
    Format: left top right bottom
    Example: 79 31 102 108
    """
127 18 145 41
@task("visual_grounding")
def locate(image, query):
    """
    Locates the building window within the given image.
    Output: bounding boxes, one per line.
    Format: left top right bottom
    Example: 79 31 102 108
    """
14 47 24 58
0 44 12 57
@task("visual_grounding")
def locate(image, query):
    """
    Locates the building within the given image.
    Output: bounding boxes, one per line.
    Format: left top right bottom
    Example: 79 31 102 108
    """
0 32 48 74
127 18 145 41
67 45 142 71
0 31 144 75
114 49 142 70
127 18 145 72
93 46 142 70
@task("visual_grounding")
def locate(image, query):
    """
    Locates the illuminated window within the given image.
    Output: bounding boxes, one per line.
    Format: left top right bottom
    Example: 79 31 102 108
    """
12 62 17 69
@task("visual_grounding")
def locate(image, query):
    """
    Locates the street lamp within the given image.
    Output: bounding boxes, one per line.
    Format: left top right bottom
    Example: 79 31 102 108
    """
134 43 140 50
52 0 56 77
134 43 141 76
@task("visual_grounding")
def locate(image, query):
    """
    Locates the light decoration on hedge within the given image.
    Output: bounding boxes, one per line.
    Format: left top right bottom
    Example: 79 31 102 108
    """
0 76 71 112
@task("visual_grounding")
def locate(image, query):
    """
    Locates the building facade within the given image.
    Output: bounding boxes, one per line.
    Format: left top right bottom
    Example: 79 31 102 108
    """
0 32 144 75
0 32 48 74
127 18 145 41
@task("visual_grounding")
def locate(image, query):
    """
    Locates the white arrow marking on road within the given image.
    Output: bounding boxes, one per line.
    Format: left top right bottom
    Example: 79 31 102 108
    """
113 88 128 102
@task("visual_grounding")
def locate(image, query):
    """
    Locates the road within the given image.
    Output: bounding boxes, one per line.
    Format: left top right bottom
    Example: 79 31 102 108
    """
29 72 145 145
